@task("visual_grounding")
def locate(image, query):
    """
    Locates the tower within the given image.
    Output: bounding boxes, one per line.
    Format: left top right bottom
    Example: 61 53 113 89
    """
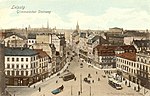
76 21 80 32
47 20 49 29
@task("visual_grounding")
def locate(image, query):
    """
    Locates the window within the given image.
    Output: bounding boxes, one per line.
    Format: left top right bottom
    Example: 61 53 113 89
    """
26 65 28 68
7 71 10 76
141 59 143 63
12 71 14 76
16 58 19 61
21 65 23 68
21 71 24 76
12 58 14 62
21 58 24 62
146 66 148 72
26 58 28 62
7 58 10 61
12 64 14 68
26 71 28 76
16 71 19 75
137 63 139 68
7 64 10 68
16 65 19 68
137 58 139 61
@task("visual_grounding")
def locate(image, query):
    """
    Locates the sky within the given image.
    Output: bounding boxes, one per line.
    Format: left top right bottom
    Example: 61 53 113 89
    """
0 0 150 30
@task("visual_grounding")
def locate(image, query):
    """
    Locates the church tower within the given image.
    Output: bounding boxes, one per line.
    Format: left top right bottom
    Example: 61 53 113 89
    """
76 21 80 32
47 20 49 29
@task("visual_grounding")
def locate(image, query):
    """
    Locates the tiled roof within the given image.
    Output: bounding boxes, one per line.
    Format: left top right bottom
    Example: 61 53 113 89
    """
116 52 136 61
5 47 38 56
34 49 49 58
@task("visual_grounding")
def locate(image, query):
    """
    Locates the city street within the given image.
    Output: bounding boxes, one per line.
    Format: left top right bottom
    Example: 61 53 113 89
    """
6 52 143 96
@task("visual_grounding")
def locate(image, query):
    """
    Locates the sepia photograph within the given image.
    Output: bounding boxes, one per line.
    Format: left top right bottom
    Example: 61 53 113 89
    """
0 0 150 96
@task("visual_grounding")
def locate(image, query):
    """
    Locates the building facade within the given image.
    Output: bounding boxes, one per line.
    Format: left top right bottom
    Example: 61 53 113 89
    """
116 51 150 89
93 45 136 68
4 34 26 47
5 48 51 86
132 40 150 52
136 51 150 89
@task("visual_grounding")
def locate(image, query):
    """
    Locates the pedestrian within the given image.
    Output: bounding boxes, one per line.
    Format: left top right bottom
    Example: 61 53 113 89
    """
28 84 30 88
56 80 58 83
134 87 136 90
138 85 140 91
74 77 76 81
98 78 100 81
39 87 41 92
96 71 97 74
34 85 35 88
78 91 80 95
92 80 94 83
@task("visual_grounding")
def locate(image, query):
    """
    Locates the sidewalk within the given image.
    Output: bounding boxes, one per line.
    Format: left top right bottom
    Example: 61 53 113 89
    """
7 62 69 88
122 79 150 96
30 62 69 87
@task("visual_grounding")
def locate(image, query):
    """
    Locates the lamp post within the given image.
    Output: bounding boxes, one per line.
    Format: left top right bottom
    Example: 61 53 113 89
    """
71 85 73 96
90 86 91 96
80 74 82 94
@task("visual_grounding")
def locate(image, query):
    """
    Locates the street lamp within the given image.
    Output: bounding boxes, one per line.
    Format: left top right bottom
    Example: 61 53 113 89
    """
80 74 82 93
90 86 91 96
71 85 73 96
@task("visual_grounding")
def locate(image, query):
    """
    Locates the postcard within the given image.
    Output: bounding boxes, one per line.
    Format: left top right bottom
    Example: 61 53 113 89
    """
0 0 150 96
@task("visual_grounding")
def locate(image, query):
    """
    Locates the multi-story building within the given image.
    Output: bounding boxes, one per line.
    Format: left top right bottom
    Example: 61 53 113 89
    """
116 51 150 89
36 33 66 57
93 45 136 68
109 27 123 33
136 51 150 89
87 35 109 63
5 47 51 86
93 45 116 68
5 47 38 86
27 33 36 47
132 40 150 52
78 32 88 61
70 23 80 53
35 49 51 80
116 52 137 82
104 28 125 46
4 33 27 47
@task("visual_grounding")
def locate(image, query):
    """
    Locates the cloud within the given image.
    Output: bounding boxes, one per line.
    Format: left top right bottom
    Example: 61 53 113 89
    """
0 7 150 30
67 8 150 30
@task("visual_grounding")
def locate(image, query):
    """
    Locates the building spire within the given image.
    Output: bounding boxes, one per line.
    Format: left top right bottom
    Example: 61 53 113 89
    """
47 20 49 29
76 21 79 32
